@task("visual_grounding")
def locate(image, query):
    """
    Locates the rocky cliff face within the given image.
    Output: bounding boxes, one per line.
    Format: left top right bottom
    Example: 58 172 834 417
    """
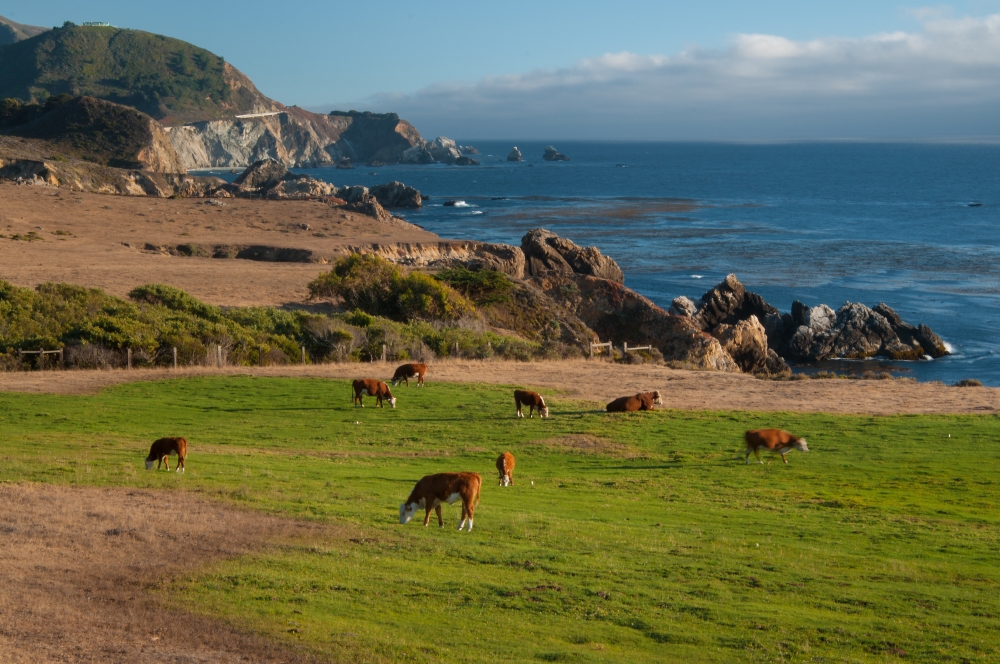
167 108 425 170
522 228 624 283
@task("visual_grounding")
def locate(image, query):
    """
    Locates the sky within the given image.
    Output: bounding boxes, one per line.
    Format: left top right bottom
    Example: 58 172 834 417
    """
7 1 1000 139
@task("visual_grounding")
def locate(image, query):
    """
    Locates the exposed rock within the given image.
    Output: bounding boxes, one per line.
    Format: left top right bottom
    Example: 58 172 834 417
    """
668 296 697 317
233 158 288 190
691 274 778 331
369 181 422 208
264 177 336 200
337 185 369 204
335 158 354 169
542 146 569 161
458 145 479 155
521 228 624 283
507 147 523 162
344 192 391 224
362 241 525 279
711 315 789 375
401 145 434 164
230 158 336 199
873 303 948 358
428 137 461 164
805 304 836 332
454 156 480 166
531 272 739 372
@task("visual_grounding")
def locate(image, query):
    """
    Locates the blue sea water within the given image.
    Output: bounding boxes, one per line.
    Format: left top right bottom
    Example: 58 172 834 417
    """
291 141 999 385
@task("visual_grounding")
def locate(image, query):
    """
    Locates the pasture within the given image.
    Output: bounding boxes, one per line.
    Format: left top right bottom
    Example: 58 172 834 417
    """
1 375 998 662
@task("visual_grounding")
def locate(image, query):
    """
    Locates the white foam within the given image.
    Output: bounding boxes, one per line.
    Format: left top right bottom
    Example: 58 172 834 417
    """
451 201 472 207
943 341 954 353
470 210 484 215
690 275 704 279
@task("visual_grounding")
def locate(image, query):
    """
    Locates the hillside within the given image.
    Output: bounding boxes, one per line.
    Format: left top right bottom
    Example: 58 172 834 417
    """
0 24 276 124
0 14 47 45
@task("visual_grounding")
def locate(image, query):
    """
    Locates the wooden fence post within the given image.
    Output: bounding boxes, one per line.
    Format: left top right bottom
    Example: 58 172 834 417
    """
623 342 628 356
301 346 306 364
173 347 178 369
217 345 222 368
127 348 132 370
454 342 459 357
59 348 65 370
381 344 386 362
259 345 264 367
18 349 22 371
39 349 45 371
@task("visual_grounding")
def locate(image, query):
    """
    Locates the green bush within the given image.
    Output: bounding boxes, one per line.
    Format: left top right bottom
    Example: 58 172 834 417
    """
436 266 513 304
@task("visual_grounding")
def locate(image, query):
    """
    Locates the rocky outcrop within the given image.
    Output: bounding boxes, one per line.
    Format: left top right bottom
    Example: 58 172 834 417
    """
369 181 422 208
543 146 569 161
401 145 434 164
230 159 336 199
668 296 697 317
454 156 480 166
345 241 525 279
344 192 391 224
507 147 523 162
691 274 778 331
711 316 789 375
530 272 739 372
167 109 424 170
428 137 461 164
521 228 624 283
458 145 479 155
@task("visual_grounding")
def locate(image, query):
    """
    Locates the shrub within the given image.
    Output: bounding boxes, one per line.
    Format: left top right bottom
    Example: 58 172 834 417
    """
954 379 983 387
436 266 513 304
307 254 401 317
397 272 475 322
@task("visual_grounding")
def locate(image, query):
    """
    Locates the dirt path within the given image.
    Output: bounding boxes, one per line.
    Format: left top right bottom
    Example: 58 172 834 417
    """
1 359 996 415
0 483 331 663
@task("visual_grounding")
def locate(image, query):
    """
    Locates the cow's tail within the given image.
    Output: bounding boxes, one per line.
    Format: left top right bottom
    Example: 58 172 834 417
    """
474 475 482 508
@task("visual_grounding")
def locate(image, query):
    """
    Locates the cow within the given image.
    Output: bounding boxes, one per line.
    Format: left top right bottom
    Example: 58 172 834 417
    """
606 390 663 413
496 452 515 487
745 429 809 464
145 437 187 472
514 389 549 418
392 362 427 387
399 472 482 531
352 378 396 408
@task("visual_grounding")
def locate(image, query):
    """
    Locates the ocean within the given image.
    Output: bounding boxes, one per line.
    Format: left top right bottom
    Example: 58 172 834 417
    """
287 141 999 385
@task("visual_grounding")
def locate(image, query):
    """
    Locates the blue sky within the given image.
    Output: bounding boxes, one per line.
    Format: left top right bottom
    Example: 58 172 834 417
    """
8 1 1000 139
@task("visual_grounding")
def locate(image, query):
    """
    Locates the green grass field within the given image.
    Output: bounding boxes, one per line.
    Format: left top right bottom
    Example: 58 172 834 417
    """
2 376 999 662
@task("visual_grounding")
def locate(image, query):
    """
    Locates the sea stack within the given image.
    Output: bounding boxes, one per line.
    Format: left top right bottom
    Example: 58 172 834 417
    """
507 147 523 162
543 146 569 161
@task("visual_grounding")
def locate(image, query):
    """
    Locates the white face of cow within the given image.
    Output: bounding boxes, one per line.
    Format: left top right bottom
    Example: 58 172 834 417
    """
399 502 416 524
144 459 155 470
389 397 397 408
541 404 550 418
652 391 663 405
795 438 809 452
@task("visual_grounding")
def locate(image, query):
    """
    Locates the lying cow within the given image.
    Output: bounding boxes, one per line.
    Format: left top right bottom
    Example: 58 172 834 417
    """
514 389 549 418
399 472 482 531
745 429 809 464
606 390 663 413
145 437 187 472
392 362 427 387
496 452 515 487
352 378 396 408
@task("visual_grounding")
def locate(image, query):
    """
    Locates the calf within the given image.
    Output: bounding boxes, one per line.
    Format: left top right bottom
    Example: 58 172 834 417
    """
496 452 515 487
399 472 482 531
145 437 187 472
745 429 809 464
606 390 663 413
392 362 427 387
352 378 396 408
514 389 549 418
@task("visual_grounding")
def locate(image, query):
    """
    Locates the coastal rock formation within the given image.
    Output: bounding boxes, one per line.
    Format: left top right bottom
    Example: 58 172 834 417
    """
543 146 569 161
454 156 480 166
531 272 739 372
692 274 778 331
401 145 434 164
711 316 789 375
521 228 624 283
369 181 422 208
428 137 461 164
354 241 525 279
668 296 697 317
231 158 336 199
507 147 523 162
458 145 479 155
232 158 287 189
344 192 391 224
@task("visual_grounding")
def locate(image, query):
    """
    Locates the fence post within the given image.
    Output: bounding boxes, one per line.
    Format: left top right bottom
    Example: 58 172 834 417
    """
259 345 264 367
454 341 459 357
217 345 222 368
18 349 22 371
381 344 386 362
127 348 132 370
59 348 65 370
301 346 306 364
624 342 628 356
39 349 45 371
589 342 594 359
173 347 178 369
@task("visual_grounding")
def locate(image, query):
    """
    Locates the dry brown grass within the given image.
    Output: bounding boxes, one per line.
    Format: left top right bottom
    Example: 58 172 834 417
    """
0 482 334 663
525 434 639 457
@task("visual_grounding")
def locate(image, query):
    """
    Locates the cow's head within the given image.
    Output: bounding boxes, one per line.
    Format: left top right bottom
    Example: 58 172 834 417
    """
651 390 663 405
399 502 417 524
794 437 809 453
540 401 550 418
144 458 155 470
391 378 401 386
388 396 397 408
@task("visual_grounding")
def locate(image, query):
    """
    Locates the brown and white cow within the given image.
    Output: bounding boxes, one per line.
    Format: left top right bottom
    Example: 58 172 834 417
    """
399 472 482 531
745 429 809 464
514 389 549 418
392 362 427 387
352 378 396 408
496 452 515 487
145 437 187 472
606 390 663 413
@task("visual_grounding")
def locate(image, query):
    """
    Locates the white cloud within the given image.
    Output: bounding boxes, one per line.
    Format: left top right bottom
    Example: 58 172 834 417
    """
323 11 1000 139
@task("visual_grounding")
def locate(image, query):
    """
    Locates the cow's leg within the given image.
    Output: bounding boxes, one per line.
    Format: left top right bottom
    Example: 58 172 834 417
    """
529 405 534 419
457 502 468 530
781 453 788 464
745 448 751 464
423 506 433 527
508 470 513 486
163 455 170 471
466 501 475 532
435 504 443 528
753 448 763 464
516 399 523 418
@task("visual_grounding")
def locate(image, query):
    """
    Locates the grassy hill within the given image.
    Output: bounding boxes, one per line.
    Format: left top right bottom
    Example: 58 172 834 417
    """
0 24 275 124
0 14 48 45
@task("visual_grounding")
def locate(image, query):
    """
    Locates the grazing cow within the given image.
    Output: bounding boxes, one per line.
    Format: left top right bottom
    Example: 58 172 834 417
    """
400 472 482 531
606 390 663 413
145 437 187 472
514 389 549 418
392 362 427 387
745 429 809 464
496 452 516 487
352 378 396 408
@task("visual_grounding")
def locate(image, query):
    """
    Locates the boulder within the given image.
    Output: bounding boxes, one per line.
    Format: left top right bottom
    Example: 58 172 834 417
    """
873 303 948 358
335 158 354 169
507 147 523 162
428 137 461 163
668 296 697 317
531 272 740 372
233 158 288 190
264 177 337 199
711 315 789 375
691 274 778 331
521 228 624 283
543 146 570 161
458 145 479 155
401 145 434 164
344 192 391 224
464 244 525 280
454 156 480 166
805 304 836 332
338 185 369 204
369 181 422 208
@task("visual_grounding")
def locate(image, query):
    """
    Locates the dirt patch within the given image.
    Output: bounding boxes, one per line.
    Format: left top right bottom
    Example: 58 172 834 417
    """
527 434 637 457
1 359 997 415
0 482 330 663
